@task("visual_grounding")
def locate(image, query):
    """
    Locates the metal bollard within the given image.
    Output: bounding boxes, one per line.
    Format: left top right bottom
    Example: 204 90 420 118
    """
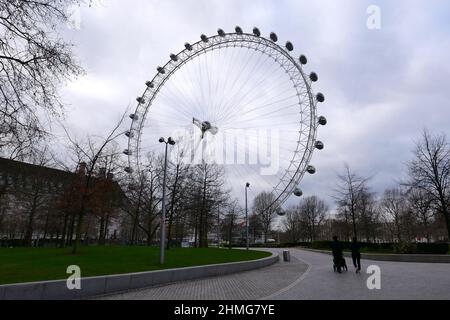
283 250 290 262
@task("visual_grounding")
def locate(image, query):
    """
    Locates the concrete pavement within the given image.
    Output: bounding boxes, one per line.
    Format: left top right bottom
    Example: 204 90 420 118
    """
273 249 450 300
98 249 308 300
97 248 450 300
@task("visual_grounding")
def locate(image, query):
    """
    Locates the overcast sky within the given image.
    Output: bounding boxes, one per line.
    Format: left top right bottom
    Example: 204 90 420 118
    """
58 0 450 212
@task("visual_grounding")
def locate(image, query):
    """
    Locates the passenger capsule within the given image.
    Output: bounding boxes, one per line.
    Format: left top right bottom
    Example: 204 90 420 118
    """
145 81 154 88
184 42 193 50
299 55 307 65
129 114 138 120
157 66 165 74
277 209 286 216
235 26 243 34
200 34 208 42
270 32 278 42
309 72 318 82
286 41 294 51
307 165 316 174
318 116 327 126
315 141 324 150
293 188 303 197
316 93 325 102
170 53 178 62
123 149 132 156
253 27 261 37
136 97 145 104
217 28 225 37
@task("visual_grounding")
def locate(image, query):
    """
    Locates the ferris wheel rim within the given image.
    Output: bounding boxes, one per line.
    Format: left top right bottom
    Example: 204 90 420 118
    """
126 29 322 211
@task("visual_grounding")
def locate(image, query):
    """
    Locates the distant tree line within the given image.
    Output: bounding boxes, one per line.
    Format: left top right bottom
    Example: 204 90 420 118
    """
281 130 450 244
1 129 449 250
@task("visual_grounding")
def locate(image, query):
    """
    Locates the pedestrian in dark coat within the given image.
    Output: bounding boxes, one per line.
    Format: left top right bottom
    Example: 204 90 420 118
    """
331 236 344 273
351 237 361 273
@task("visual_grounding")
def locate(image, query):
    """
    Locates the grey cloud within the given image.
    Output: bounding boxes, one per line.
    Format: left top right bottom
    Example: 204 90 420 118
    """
55 0 450 210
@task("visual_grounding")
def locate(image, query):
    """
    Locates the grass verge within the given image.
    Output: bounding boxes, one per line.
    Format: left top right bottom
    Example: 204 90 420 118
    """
0 246 271 285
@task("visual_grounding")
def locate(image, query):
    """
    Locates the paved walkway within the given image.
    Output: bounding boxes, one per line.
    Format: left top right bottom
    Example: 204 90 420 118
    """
98 248 450 300
274 249 450 300
99 249 308 300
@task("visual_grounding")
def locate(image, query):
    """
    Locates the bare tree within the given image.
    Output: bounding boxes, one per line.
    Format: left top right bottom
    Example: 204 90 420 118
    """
407 130 450 240
187 163 227 247
407 188 434 242
248 212 263 244
221 200 242 249
120 157 162 246
381 188 408 242
297 196 328 242
283 207 301 243
0 0 86 158
356 186 379 242
62 111 127 253
165 149 190 249
333 164 371 239
91 150 123 245
19 147 54 246
252 191 277 243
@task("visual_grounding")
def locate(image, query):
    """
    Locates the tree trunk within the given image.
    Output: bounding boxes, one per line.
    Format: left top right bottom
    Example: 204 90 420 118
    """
72 191 87 254
42 212 50 243
167 165 180 250
83 214 91 245
441 205 450 241
66 213 74 246
72 210 83 253
146 213 153 246
98 213 106 245
0 207 5 232
194 215 198 248
104 215 110 243
228 220 233 249
73 172 94 253
395 217 402 242
199 173 208 248
351 209 357 239
24 194 38 247
343 213 350 241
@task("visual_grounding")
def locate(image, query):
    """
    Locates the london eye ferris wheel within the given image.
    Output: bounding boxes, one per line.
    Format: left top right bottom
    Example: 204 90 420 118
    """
124 26 327 213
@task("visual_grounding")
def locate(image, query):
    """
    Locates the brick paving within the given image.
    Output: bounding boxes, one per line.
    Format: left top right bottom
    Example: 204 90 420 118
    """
97 248 450 300
98 250 308 300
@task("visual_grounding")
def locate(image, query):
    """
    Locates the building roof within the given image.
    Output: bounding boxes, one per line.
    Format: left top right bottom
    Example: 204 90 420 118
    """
0 157 76 182
0 157 125 200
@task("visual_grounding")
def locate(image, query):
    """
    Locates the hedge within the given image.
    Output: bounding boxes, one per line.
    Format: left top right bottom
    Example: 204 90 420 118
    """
280 241 449 254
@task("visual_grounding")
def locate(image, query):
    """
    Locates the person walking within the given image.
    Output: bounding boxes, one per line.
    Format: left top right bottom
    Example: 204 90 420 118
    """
351 237 361 273
331 236 343 273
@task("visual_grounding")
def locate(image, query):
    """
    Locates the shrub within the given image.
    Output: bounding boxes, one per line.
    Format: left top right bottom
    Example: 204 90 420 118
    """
415 243 449 254
361 242 394 253
276 242 295 248
228 241 449 254
311 240 333 250
393 242 417 254
296 242 312 248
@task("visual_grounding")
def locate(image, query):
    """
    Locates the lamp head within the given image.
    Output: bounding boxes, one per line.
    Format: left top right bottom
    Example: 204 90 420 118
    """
168 137 176 145
159 137 165 143
246 182 250 188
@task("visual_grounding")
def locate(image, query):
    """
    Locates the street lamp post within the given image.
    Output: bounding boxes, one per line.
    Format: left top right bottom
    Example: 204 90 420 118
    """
217 205 220 248
159 136 175 264
245 182 250 250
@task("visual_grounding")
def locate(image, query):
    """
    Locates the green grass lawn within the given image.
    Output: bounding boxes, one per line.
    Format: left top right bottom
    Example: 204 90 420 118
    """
0 246 271 285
